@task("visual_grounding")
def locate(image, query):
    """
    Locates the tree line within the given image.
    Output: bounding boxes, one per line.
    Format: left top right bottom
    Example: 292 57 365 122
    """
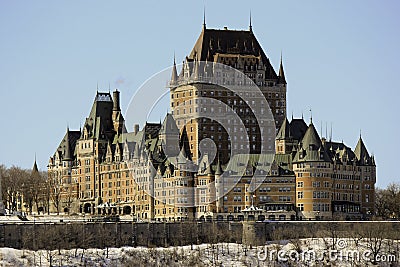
375 182 400 220
0 164 62 215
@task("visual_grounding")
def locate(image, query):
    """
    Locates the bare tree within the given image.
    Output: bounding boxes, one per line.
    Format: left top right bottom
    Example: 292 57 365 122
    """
32 171 47 214
48 172 62 215
5 166 29 212
98 223 118 258
0 164 8 211
375 183 400 219
21 169 42 214
361 223 390 264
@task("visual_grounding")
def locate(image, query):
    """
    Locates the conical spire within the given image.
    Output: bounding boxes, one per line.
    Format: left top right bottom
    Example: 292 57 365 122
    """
160 113 179 135
276 117 290 140
170 54 178 85
32 157 39 173
203 6 206 30
354 135 370 165
249 10 253 32
215 156 223 175
64 128 72 161
301 122 322 150
278 52 286 84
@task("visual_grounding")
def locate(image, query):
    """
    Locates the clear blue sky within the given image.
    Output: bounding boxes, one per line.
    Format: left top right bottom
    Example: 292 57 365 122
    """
0 1 399 188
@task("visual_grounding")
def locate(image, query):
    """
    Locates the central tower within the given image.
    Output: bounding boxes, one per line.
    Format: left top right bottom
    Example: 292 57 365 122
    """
169 23 286 164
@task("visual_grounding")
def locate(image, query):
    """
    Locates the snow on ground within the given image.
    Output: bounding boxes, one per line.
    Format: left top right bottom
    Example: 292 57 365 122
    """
0 238 398 266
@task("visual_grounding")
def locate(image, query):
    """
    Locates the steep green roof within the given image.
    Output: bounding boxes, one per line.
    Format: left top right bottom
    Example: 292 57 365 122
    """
293 123 331 163
354 136 371 165
53 129 80 162
302 123 321 149
160 113 179 135
276 117 290 140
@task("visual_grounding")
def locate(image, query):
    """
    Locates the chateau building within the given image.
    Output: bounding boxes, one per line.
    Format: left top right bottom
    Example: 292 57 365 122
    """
278 117 376 220
47 22 376 221
169 22 285 164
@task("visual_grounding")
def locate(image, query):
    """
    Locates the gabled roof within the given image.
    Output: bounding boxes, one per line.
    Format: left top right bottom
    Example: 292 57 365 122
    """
325 141 356 164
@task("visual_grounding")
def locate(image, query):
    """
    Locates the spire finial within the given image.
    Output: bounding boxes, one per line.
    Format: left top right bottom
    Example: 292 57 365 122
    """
320 121 323 138
170 52 178 84
203 6 206 29
33 153 38 172
278 51 286 84
360 129 362 138
325 122 328 140
96 82 99 93
249 10 252 32
309 108 313 124
291 111 293 121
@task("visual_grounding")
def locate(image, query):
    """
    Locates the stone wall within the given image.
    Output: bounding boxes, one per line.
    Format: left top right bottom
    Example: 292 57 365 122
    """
0 221 399 250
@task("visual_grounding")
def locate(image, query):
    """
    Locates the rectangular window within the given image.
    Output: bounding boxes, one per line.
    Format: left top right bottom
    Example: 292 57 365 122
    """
297 204 304 211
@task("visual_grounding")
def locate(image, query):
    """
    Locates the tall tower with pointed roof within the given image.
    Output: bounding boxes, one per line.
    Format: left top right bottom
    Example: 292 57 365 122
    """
169 21 286 164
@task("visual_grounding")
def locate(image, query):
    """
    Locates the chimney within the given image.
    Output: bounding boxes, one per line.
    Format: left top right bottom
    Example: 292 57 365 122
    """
113 89 120 111
134 124 139 134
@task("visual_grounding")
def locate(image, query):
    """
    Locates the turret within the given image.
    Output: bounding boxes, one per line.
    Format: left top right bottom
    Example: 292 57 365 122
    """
215 157 223 176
